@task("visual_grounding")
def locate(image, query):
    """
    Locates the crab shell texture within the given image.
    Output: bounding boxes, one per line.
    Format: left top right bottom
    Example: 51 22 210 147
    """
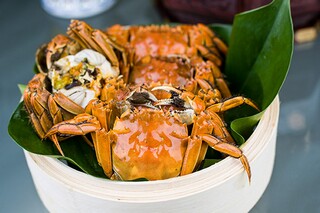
112 108 188 180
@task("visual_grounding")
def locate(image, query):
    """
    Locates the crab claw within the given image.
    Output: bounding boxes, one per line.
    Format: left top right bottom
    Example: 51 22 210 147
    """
155 97 187 109
151 85 182 95
200 134 251 182
126 89 159 109
151 85 189 108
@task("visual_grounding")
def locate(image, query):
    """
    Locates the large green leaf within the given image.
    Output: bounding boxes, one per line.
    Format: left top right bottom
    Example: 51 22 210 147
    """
225 0 293 143
8 102 106 178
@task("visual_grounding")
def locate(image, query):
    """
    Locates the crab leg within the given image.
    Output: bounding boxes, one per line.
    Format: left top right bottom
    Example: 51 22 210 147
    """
29 113 46 139
47 95 64 125
208 111 235 145
193 61 231 98
48 134 64 156
215 78 232 98
181 113 213 175
195 111 236 171
213 37 228 55
87 99 114 167
24 74 54 138
45 100 115 178
200 134 251 182
45 114 101 137
207 96 260 113
68 20 97 50
45 114 101 155
180 137 202 176
196 45 222 66
195 24 228 66
68 20 122 73
24 73 88 155
95 29 129 82
180 106 238 176
195 78 214 91
92 30 120 68
52 92 85 115
199 23 228 56
88 99 111 131
208 61 232 98
29 92 53 134
95 130 113 178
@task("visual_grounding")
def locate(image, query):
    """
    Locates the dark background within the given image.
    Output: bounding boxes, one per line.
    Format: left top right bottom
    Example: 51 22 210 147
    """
1 0 320 212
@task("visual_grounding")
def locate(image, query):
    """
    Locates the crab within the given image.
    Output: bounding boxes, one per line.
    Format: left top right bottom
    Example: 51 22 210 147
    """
106 24 231 98
24 20 124 152
44 84 259 181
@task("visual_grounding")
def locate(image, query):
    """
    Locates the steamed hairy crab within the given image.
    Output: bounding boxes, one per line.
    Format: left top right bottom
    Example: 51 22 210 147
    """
24 20 259 181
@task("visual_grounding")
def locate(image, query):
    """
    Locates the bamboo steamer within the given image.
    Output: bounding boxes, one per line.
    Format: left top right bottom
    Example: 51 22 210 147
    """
24 96 280 213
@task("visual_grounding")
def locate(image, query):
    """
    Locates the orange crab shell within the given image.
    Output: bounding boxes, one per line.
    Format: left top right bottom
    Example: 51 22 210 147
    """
111 108 189 180
129 56 193 86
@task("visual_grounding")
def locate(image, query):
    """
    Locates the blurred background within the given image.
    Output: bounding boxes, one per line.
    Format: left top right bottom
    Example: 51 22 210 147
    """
1 0 320 212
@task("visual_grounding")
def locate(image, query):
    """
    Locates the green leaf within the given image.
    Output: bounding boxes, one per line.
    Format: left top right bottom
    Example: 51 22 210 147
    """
18 84 26 95
202 159 221 169
33 63 40 74
225 0 293 143
8 102 106 178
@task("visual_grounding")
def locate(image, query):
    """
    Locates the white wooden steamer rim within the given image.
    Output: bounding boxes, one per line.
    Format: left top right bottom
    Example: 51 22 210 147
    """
25 96 280 213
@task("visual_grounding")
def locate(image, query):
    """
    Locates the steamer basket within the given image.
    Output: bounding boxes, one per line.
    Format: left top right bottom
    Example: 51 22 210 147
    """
25 96 280 213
